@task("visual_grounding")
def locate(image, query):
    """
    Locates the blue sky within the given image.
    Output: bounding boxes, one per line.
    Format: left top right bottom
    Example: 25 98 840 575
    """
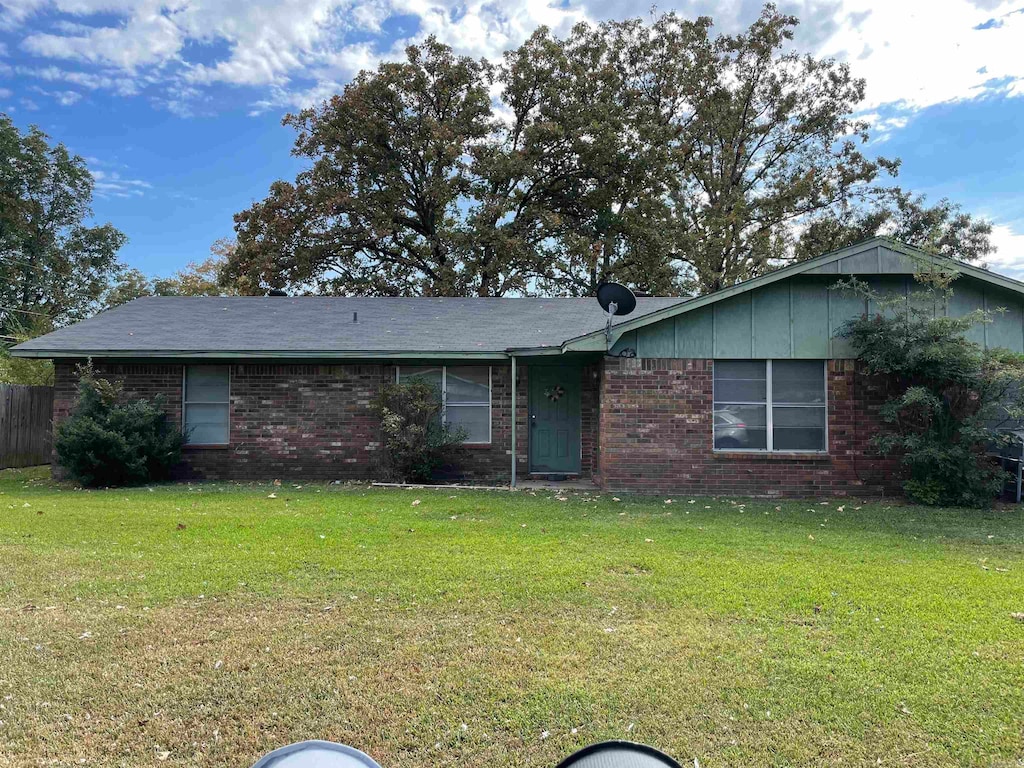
0 0 1022 280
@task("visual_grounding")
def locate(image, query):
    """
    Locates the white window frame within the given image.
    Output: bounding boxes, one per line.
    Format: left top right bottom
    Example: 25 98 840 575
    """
396 365 492 445
713 359 828 454
182 365 231 446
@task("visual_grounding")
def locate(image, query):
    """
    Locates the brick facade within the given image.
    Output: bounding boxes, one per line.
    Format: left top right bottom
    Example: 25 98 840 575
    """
597 357 899 497
54 361 387 481
53 361 536 483
52 356 896 497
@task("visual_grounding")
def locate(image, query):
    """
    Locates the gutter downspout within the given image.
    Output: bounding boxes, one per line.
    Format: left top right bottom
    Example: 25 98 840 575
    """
510 353 517 488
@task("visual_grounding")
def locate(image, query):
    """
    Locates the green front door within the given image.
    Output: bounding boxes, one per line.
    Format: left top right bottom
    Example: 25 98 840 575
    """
528 367 581 474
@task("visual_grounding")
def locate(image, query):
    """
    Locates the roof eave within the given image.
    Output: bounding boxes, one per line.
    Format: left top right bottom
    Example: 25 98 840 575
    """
8 349 512 361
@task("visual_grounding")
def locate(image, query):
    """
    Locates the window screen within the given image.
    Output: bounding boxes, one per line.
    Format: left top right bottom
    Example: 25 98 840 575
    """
714 360 826 452
184 365 229 445
713 361 768 450
397 365 491 444
771 360 827 451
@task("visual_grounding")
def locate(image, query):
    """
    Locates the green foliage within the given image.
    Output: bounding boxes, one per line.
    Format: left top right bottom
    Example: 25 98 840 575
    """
227 39 497 297
54 362 184 487
838 277 1024 507
104 240 238 308
796 189 994 265
374 379 466 482
225 5 993 299
0 114 126 335
0 317 53 385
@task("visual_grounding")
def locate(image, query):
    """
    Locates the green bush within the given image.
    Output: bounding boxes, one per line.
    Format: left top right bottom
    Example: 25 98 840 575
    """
375 379 466 483
838 275 1024 507
54 363 184 487
0 319 54 385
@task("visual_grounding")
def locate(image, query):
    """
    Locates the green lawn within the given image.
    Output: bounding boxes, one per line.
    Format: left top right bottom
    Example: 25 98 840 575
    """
0 468 1022 767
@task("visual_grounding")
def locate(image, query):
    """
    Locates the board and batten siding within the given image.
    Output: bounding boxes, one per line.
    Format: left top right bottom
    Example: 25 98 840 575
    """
611 275 1024 360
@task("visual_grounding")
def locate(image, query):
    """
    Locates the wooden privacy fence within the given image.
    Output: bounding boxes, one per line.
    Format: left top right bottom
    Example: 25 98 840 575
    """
0 384 54 469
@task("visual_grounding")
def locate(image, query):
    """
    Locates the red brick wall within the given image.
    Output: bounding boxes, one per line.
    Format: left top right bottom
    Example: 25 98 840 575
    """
597 357 899 497
580 362 601 477
52 357 896 496
52 361 532 483
54 361 385 481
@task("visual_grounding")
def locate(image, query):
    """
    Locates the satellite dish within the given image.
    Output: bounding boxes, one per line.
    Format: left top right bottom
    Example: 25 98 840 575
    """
250 740 383 768
556 740 682 768
597 282 637 317
597 282 637 350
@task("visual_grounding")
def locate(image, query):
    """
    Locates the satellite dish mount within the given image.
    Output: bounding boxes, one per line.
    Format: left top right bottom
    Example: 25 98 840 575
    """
596 281 637 350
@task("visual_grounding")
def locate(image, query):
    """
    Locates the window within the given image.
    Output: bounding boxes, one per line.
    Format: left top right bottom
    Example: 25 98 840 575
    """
183 365 230 445
397 365 491 444
713 360 826 452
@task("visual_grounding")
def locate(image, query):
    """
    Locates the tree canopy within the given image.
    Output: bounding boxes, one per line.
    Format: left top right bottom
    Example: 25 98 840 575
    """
226 5 995 299
104 239 239 308
0 115 126 337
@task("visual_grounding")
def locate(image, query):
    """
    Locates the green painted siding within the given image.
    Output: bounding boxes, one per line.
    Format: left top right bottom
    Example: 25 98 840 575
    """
828 286 866 358
609 273 1024 359
752 282 790 358
791 279 829 357
948 279 986 345
674 308 713 357
986 286 1024 351
713 294 753 357
636 317 676 357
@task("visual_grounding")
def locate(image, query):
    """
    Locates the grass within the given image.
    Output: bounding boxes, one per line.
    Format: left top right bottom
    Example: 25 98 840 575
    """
0 468 1022 767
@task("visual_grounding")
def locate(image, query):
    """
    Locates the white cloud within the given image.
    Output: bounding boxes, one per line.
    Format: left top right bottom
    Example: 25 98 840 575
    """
90 168 153 198
859 112 911 143
0 0 1020 121
18 64 141 96
53 89 81 105
816 1 1024 110
985 223 1024 279
22 6 184 69
29 84 83 104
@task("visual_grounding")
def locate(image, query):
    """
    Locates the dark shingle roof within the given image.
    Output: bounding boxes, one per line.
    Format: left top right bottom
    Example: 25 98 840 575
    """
13 296 687 357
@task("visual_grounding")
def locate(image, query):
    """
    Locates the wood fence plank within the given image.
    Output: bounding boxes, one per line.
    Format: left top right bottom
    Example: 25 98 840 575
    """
0 384 54 469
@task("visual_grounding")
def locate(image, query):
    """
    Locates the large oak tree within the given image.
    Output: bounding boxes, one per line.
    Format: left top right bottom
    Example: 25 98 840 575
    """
226 4 993 298
226 40 508 297
0 115 126 337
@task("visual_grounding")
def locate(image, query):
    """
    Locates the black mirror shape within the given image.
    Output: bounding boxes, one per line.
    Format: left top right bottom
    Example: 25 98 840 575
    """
556 741 683 768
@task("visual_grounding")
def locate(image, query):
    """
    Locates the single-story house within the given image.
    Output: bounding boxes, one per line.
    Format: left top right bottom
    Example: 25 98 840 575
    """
13 237 1024 496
